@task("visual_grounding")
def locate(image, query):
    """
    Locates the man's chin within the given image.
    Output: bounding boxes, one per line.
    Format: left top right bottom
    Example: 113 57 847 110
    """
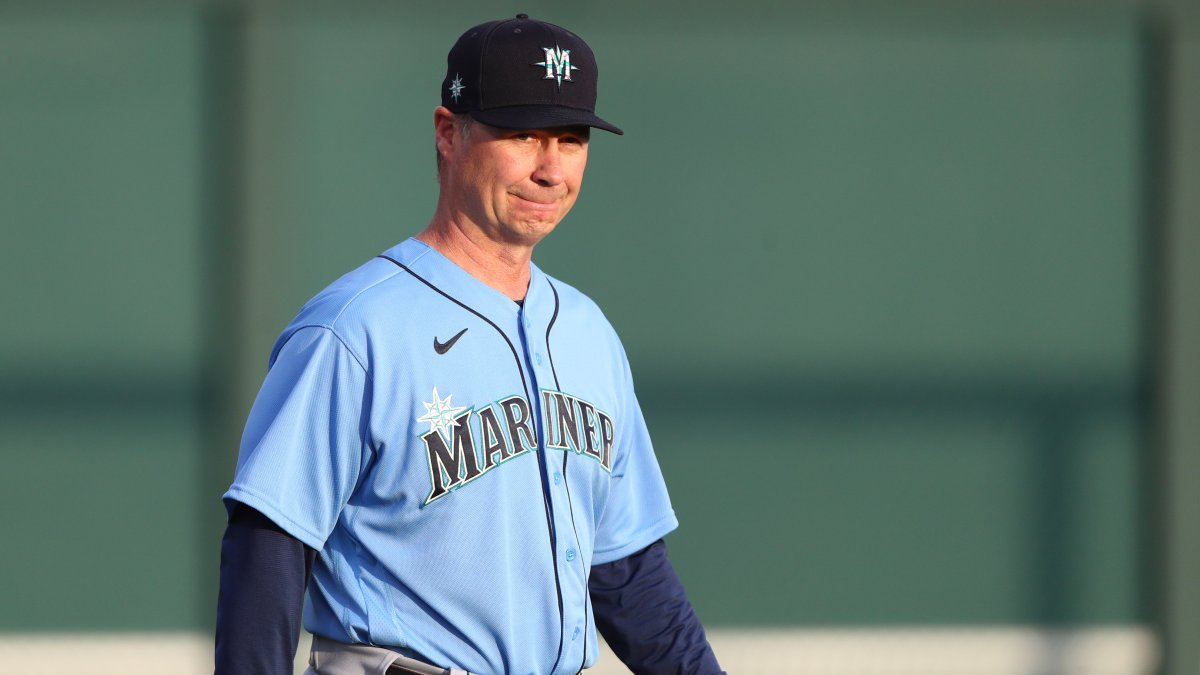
503 218 562 246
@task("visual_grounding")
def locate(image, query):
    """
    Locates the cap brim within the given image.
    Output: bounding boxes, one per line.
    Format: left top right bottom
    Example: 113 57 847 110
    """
469 106 623 135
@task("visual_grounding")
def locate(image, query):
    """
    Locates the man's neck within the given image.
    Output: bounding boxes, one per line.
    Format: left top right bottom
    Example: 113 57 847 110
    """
416 219 534 302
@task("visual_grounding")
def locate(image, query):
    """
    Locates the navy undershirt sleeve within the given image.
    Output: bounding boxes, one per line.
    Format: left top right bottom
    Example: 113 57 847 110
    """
214 501 316 675
589 539 725 675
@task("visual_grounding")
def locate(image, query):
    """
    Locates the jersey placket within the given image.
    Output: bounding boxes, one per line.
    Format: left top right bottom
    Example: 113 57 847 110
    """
517 303 588 675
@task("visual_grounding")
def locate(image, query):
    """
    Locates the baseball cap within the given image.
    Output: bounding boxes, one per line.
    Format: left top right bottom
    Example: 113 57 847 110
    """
441 14 623 135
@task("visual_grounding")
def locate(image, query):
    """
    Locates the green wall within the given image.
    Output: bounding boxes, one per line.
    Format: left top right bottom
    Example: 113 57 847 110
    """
0 4 206 629
1 0 1182 645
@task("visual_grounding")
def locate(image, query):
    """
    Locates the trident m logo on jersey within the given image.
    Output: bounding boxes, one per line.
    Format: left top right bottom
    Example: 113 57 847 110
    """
533 45 579 87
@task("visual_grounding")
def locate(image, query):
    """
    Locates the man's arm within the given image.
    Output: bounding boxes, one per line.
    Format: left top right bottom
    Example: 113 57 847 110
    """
589 539 724 675
214 501 316 675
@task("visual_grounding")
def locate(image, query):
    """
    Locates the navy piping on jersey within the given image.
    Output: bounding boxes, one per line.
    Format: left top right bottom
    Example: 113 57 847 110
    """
520 291 567 675
544 280 591 674
375 254 566 670
376 255 531 402
538 280 564 674
545 281 562 388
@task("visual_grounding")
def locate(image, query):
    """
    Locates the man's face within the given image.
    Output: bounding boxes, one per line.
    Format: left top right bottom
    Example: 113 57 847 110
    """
440 112 589 247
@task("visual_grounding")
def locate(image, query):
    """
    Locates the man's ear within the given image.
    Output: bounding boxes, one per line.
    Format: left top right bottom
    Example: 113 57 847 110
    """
433 106 459 164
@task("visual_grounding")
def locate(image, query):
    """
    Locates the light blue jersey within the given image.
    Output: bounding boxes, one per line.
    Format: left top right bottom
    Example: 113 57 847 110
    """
225 238 678 675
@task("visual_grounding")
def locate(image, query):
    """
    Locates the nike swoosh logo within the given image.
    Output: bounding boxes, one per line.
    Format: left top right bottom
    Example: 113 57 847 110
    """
433 328 468 354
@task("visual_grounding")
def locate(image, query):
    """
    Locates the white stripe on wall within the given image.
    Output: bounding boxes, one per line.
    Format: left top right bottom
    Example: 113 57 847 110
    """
0 626 1158 675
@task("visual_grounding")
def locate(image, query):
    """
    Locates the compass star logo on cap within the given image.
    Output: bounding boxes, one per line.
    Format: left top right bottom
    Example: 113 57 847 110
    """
447 73 465 102
533 45 579 88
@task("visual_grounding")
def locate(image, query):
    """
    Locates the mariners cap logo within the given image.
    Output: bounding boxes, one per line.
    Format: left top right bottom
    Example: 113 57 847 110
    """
533 45 579 88
448 73 465 102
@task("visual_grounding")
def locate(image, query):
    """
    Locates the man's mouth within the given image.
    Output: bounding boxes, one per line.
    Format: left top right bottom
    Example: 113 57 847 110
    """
511 192 560 206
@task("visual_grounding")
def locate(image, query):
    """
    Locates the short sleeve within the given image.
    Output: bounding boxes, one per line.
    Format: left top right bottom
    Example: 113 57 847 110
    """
591 350 678 565
223 326 372 551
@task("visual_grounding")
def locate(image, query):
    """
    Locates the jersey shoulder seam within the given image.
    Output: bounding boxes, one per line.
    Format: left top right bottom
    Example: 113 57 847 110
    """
278 324 373 384
327 259 408 328
289 258 410 379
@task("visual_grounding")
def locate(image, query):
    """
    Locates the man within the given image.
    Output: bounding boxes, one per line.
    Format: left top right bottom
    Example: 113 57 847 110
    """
215 14 724 675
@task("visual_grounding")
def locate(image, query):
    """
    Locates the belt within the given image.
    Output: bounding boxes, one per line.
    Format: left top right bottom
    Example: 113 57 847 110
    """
385 656 458 675
308 634 581 675
309 634 474 675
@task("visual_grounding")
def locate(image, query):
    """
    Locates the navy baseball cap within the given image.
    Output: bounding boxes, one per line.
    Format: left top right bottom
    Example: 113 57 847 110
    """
441 14 623 135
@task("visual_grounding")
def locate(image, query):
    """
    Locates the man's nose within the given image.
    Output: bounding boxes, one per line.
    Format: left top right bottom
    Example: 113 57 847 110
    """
531 143 564 187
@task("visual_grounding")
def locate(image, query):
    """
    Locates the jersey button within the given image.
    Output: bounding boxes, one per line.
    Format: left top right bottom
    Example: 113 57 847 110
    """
535 352 543 365
565 548 577 562
572 626 581 641
553 471 562 485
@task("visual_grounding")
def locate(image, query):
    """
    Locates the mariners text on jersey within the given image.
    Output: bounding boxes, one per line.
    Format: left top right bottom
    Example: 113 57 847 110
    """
421 388 615 505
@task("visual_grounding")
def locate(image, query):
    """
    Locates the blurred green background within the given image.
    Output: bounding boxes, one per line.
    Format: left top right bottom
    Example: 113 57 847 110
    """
1 0 1198 673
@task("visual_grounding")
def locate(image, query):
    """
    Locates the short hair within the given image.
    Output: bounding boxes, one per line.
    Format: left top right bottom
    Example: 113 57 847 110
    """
435 113 474 180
